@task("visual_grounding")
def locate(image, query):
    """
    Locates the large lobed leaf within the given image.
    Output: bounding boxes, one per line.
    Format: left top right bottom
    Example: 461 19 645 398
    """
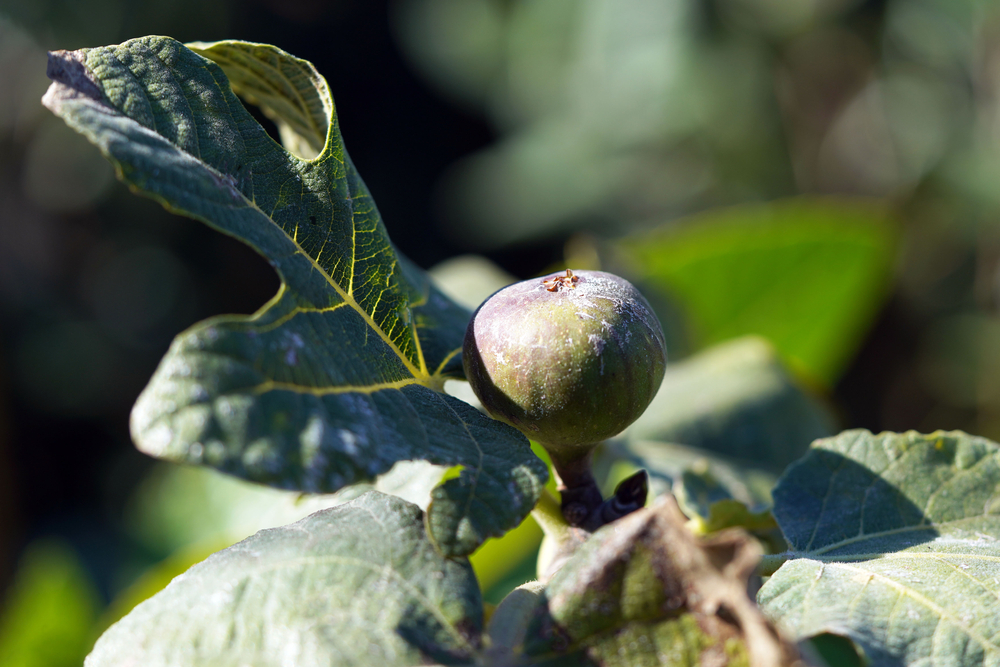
85 492 482 667
759 430 1000 667
42 37 546 556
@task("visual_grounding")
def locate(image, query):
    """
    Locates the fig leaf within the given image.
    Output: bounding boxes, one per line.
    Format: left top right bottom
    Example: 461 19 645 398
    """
42 37 546 557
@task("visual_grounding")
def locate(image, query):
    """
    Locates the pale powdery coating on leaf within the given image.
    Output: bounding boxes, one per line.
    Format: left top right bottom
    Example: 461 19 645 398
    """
85 492 483 667
759 429 1000 667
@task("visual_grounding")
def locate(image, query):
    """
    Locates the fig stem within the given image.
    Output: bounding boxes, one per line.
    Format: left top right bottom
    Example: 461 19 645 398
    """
549 450 604 527
580 470 649 531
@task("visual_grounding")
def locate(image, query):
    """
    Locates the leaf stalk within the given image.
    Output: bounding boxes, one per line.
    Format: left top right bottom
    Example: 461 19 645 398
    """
755 553 788 577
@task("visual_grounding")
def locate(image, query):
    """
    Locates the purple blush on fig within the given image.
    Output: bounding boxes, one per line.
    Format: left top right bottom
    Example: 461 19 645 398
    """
462 269 666 465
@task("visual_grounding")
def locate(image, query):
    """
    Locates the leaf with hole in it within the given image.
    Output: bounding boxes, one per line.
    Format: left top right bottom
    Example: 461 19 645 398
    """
615 199 897 385
42 37 546 557
758 430 1000 667
186 41 329 160
85 492 483 667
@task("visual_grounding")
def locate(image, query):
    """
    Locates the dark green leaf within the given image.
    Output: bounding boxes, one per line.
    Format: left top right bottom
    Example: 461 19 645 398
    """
42 37 547 556
803 634 867 667
758 430 1000 667
519 496 799 666
614 199 897 384
86 492 483 667
187 40 329 159
626 336 836 471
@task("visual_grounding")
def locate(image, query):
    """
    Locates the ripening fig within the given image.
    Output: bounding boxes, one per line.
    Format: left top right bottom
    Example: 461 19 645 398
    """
462 269 666 468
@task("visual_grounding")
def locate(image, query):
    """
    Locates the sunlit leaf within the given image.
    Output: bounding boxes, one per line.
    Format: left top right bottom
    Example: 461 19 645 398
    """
97 540 228 635
187 41 328 160
759 430 1000 667
615 199 897 384
86 492 483 667
42 37 546 556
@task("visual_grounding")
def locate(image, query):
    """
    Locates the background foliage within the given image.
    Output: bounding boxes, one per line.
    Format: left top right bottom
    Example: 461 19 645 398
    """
4 0 1000 664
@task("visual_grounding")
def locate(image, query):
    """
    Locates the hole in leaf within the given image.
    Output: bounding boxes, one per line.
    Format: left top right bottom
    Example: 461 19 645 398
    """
234 95 282 147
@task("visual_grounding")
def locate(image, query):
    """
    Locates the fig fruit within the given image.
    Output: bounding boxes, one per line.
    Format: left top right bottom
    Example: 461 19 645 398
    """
462 269 666 466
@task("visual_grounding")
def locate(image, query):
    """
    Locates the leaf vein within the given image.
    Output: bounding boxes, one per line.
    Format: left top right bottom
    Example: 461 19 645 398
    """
427 391 485 543
146 42 205 159
928 553 1000 604
221 552 475 653
805 454 849 552
252 379 422 396
923 453 997 522
433 348 463 378
829 561 1000 654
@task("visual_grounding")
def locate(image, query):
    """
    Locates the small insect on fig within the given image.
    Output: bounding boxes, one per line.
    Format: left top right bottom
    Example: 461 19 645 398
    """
463 269 666 525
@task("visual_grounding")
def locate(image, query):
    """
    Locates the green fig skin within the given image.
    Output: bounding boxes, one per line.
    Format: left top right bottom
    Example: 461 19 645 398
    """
463 270 666 465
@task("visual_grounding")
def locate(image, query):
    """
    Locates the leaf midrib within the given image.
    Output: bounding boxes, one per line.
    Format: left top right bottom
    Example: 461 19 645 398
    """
802 515 996 556
251 378 424 396
184 551 476 653
198 162 429 382
280 205 431 380
794 549 1000 565
805 560 1000 656
84 42 433 385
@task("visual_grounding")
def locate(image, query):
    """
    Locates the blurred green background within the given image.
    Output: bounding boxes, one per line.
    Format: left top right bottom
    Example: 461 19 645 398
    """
2 0 1000 663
